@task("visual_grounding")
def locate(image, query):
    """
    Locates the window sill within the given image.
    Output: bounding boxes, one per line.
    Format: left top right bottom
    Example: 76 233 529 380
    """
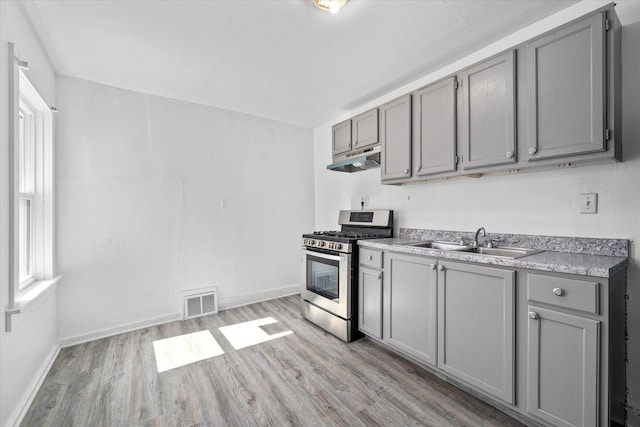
5 276 62 332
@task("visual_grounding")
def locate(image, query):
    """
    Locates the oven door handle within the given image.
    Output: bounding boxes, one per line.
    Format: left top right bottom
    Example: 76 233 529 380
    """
302 249 347 262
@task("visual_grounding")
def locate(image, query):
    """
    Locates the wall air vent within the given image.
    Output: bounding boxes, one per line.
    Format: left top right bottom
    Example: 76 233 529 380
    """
183 287 218 319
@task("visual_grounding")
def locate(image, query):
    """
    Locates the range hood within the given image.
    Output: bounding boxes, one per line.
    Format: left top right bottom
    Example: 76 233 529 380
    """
326 146 381 173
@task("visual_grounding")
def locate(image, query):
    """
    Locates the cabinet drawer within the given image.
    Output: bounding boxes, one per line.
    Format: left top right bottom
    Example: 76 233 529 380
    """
360 248 383 269
527 273 599 314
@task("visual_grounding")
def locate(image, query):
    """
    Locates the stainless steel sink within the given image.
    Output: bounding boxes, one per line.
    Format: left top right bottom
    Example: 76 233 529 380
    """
405 241 543 258
407 241 474 251
468 246 543 258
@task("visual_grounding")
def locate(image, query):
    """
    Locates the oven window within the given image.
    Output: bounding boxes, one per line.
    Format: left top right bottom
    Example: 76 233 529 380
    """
306 254 340 301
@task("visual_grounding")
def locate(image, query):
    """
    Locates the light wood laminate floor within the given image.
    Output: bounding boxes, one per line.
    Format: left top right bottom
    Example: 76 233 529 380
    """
23 295 523 426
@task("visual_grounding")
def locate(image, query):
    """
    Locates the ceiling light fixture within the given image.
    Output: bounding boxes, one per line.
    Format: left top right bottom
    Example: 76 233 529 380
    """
313 0 348 14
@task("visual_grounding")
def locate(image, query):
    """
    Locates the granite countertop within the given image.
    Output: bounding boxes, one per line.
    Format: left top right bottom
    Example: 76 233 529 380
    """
359 237 628 278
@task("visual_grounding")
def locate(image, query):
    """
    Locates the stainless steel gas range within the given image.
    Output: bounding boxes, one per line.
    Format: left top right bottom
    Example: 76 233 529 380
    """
301 209 393 342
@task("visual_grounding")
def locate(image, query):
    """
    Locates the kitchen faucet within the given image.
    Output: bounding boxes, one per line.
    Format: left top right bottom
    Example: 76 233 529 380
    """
473 227 486 247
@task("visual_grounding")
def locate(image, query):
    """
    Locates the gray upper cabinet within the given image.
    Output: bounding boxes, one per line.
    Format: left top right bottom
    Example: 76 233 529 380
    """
358 266 383 339
332 119 352 156
526 13 606 161
380 95 412 181
384 253 437 366
412 77 458 177
352 108 379 150
460 50 516 170
527 306 599 427
437 261 515 404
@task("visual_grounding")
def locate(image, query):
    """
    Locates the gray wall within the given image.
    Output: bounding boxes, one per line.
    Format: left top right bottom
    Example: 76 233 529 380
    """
313 0 640 422
55 76 314 343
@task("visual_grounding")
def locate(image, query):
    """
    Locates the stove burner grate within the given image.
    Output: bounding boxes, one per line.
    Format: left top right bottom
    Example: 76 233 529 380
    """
313 230 380 239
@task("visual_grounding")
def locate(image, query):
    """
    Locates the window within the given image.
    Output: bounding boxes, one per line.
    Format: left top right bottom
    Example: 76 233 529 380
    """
6 42 59 331
14 69 56 291
19 100 36 288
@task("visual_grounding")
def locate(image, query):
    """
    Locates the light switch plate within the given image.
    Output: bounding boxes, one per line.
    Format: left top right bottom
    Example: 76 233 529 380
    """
220 199 229 211
580 193 597 214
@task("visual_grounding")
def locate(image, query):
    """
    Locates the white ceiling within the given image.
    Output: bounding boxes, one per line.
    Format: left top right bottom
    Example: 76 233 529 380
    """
22 0 578 128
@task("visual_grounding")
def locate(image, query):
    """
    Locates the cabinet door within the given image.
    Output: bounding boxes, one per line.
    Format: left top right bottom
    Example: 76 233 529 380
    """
460 50 516 170
352 108 379 150
526 13 605 161
527 306 599 427
437 261 515 404
358 266 383 339
412 77 457 177
384 253 437 366
332 119 352 156
380 95 412 181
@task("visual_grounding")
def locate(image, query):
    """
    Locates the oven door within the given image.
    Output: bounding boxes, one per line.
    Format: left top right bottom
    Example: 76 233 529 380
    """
301 248 351 320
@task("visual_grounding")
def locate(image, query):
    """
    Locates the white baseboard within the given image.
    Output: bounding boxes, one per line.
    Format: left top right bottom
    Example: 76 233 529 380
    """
217 284 300 311
59 285 301 348
59 312 182 348
9 343 61 427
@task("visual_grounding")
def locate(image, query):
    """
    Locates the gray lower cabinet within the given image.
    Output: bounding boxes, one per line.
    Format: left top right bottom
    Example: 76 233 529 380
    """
412 76 458 177
355 247 624 426
352 108 378 150
437 261 515 404
380 95 412 181
459 50 516 170
358 266 383 339
332 119 352 156
526 12 606 162
383 253 437 366
527 306 599 427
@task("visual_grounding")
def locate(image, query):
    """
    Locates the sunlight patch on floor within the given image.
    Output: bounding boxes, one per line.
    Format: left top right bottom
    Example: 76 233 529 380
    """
219 317 293 350
152 330 224 373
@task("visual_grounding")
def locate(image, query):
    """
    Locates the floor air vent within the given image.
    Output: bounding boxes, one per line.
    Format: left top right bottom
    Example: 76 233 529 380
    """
183 287 218 319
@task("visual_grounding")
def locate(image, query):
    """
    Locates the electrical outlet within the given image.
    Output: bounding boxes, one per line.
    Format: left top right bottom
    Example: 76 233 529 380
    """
361 195 369 208
580 193 597 214
220 199 229 211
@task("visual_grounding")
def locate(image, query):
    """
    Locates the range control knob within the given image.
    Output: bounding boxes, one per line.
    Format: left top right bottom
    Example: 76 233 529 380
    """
318 241 325 248
335 244 342 250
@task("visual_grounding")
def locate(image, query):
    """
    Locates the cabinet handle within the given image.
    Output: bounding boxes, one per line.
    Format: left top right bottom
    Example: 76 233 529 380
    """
553 288 565 296
506 151 514 159
368 255 373 261
529 311 540 320
437 265 444 271
404 168 409 175
376 273 381 280
430 264 436 270
416 166 421 172
529 147 537 155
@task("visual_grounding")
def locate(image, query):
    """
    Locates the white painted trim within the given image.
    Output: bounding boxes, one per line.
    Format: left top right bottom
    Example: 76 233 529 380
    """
59 312 182 348
59 284 301 347
7 343 61 427
217 284 301 311
14 275 60 312
5 276 60 331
